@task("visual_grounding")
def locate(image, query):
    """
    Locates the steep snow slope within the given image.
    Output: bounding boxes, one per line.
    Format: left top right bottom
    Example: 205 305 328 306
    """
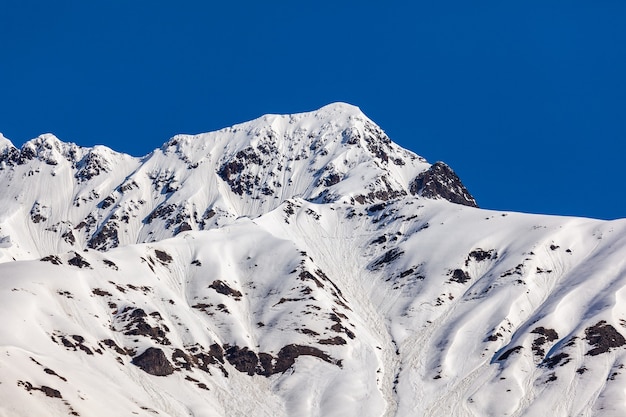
1 104 626 417
2 199 626 417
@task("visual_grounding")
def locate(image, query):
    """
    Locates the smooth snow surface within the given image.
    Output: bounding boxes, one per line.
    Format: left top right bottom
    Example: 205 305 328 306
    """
1 103 626 417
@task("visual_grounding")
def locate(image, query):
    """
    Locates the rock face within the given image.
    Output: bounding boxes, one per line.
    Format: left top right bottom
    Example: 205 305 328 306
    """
409 161 477 207
132 348 175 376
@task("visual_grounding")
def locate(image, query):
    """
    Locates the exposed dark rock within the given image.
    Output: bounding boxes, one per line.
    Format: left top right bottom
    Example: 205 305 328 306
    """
362 121 391 163
18 381 62 398
318 336 347 345
330 322 356 339
67 252 91 268
188 343 226 375
371 235 387 245
532 327 559 342
501 264 524 278
118 180 138 193
75 152 109 182
209 280 242 299
120 308 170 345
61 230 76 245
305 208 320 220
449 269 471 284
92 288 112 297
209 343 225 363
132 348 175 376
273 344 338 374
99 196 115 209
0 144 20 165
543 352 570 368
367 203 387 213
50 331 96 355
203 208 216 220
399 268 414 278
299 270 324 288
218 147 263 196
192 303 214 314
220 343 340 377
43 368 67 382
532 337 547 357
176 222 192 234
369 248 404 270
409 162 477 207
353 188 406 205
498 346 523 361
30 202 48 223
257 352 273 376
103 259 118 270
154 249 173 264
274 297 304 305
101 339 129 356
18 145 37 163
172 349 194 371
224 345 259 376
297 328 320 336
465 249 497 266
530 327 559 358
585 321 626 356
342 127 361 145
486 333 502 342
41 255 62 265
145 204 176 225
87 222 119 250
322 172 341 186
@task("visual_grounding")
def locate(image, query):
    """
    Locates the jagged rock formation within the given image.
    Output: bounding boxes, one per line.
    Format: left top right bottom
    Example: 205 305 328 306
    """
409 161 477 207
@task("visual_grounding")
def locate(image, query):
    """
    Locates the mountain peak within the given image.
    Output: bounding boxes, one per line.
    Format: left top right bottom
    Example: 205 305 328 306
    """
0 133 13 149
257 102 363 123
312 101 363 117
0 104 475 256
3 105 626 417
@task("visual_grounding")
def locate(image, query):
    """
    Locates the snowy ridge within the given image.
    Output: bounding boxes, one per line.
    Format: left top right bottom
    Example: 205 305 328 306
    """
0 103 473 262
1 104 625 417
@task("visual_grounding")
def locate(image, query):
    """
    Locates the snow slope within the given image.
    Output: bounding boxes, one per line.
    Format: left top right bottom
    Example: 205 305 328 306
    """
1 104 625 417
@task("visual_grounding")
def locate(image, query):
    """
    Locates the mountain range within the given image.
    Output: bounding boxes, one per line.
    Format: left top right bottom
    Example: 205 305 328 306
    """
1 103 625 417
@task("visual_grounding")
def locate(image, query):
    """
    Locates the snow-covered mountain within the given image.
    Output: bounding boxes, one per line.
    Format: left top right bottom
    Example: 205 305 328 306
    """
1 103 625 417
0 103 474 261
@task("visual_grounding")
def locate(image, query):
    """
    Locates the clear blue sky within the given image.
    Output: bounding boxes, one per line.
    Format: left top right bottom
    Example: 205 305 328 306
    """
1 1 625 219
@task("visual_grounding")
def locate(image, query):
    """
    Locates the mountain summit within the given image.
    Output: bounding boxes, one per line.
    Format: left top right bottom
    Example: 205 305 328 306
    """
2 104 625 417
0 103 474 260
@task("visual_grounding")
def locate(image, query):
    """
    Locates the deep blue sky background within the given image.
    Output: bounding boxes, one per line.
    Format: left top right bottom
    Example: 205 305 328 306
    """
1 1 625 219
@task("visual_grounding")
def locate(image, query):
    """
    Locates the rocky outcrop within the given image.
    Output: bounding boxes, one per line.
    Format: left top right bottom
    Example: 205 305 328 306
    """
409 161 477 207
132 347 175 376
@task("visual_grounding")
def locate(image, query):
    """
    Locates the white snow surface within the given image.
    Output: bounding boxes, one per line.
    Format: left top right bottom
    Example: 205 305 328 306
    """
1 103 626 416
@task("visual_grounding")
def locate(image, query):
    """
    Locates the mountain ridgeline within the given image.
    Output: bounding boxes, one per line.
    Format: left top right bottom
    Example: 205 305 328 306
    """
1 103 626 417
0 103 474 261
